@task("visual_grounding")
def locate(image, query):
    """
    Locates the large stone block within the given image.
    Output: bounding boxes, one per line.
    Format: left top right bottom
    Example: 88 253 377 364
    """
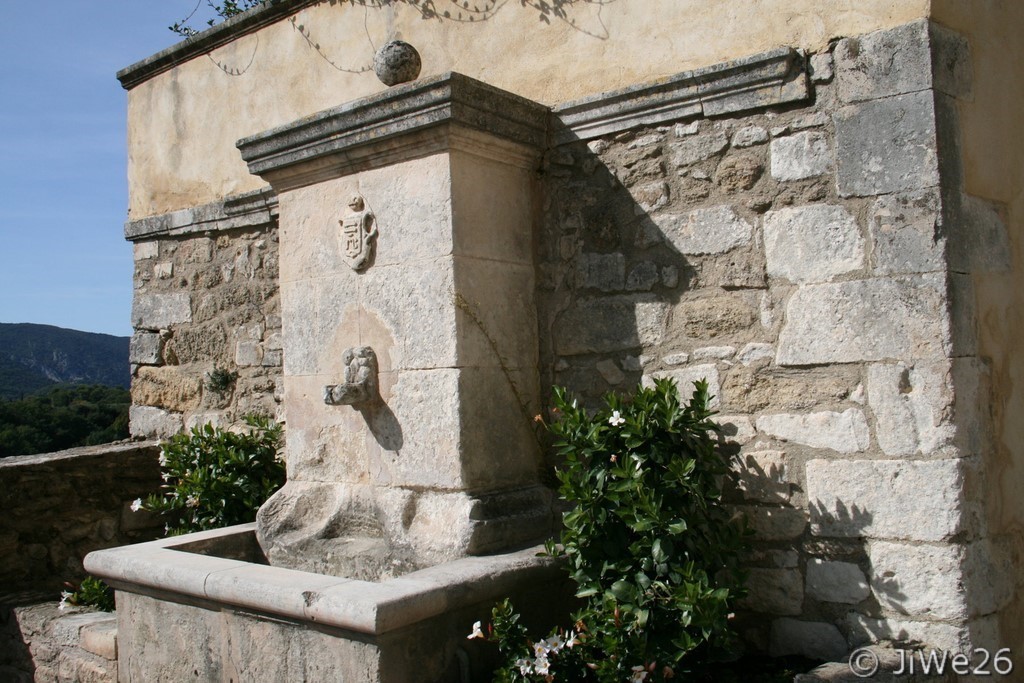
756 409 870 454
554 296 668 355
770 618 849 662
656 205 753 255
869 189 945 276
805 559 870 604
740 568 803 615
866 362 955 456
963 538 1017 618
847 613 969 653
721 365 859 414
764 205 864 284
129 405 182 439
132 366 203 413
129 332 162 365
868 541 967 621
131 292 192 330
453 258 538 372
946 193 1012 275
769 131 832 181
834 20 971 102
776 275 949 366
738 505 807 541
835 91 939 197
731 450 790 503
667 292 760 340
670 132 728 167
806 459 963 541
834 20 933 103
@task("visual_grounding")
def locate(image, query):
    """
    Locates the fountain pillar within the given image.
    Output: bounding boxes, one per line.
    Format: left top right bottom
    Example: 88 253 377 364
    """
237 73 553 580
84 74 570 683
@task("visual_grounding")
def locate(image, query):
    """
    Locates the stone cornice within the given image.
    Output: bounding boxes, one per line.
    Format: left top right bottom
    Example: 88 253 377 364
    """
117 0 318 90
124 187 278 241
552 47 810 144
237 72 550 190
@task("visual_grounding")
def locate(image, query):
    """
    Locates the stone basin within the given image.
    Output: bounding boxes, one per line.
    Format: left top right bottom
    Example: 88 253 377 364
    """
85 524 571 682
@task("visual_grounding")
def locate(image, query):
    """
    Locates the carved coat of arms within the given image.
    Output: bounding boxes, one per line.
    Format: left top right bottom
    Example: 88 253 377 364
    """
339 194 377 271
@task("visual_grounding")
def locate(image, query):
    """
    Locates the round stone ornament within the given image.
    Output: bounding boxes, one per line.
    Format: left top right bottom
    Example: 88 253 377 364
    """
373 40 422 86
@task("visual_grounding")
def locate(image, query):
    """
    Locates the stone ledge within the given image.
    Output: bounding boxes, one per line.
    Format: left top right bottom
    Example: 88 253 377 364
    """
116 0 319 90
124 187 278 241
0 440 159 469
237 72 549 189
552 47 810 144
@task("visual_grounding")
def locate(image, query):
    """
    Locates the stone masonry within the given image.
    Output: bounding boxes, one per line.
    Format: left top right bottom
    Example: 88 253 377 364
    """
0 441 162 594
116 17 1016 664
126 189 282 437
536 19 1010 658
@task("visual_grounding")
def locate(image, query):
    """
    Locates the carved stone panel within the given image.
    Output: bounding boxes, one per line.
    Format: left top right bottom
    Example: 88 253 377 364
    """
339 195 377 271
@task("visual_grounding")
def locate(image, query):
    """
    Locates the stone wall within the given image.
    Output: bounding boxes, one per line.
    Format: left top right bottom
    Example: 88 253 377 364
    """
126 188 282 437
0 441 163 595
114 11 1021 664
930 1 1024 651
120 0 932 220
536 19 1011 657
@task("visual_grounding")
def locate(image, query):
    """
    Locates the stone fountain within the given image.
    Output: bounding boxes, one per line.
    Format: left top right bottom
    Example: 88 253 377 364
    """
85 73 572 681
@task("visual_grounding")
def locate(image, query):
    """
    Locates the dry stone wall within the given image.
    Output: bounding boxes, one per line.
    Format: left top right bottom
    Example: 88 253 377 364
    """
0 442 163 594
537 19 1008 658
126 189 282 436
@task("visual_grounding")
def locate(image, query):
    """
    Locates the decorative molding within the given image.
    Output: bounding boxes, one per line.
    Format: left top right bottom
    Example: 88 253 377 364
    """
237 72 549 189
117 0 319 90
124 187 278 241
552 47 810 144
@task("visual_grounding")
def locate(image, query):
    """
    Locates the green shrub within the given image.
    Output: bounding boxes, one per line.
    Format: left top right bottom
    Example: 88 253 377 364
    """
474 379 747 682
60 576 115 612
139 414 285 535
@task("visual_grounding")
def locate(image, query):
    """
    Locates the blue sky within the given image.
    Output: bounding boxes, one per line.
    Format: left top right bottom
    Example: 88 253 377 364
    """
0 2 236 337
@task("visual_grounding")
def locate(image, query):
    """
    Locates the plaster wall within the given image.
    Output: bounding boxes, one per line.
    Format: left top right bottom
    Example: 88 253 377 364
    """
124 0 929 219
930 0 1024 652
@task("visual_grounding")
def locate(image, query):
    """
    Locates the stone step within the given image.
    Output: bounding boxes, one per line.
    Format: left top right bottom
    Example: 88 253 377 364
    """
2 600 117 683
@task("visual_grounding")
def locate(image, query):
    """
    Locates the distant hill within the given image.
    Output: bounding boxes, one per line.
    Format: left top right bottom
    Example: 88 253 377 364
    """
0 323 130 400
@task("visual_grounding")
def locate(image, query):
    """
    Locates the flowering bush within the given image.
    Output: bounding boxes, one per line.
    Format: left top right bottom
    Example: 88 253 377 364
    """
60 576 114 612
138 414 285 535
472 379 747 682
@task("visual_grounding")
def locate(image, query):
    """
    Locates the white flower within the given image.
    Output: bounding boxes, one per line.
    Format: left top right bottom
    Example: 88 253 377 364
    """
544 633 565 652
515 658 534 675
186 495 200 508
130 498 143 512
631 665 648 682
467 621 484 640
532 640 550 658
58 590 72 611
161 472 172 482
564 630 578 649
158 452 167 467
533 655 551 676
608 410 626 426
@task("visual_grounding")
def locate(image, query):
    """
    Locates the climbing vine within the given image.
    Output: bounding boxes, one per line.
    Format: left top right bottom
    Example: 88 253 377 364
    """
171 0 267 37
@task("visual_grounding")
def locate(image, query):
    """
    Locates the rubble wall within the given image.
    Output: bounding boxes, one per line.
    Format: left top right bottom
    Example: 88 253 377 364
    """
536 19 1010 656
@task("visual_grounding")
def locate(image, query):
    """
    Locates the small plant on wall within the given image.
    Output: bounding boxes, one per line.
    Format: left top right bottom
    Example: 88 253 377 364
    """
136 414 285 535
470 379 748 682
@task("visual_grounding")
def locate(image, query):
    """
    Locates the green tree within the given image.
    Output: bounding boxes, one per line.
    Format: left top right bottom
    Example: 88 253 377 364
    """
0 384 130 457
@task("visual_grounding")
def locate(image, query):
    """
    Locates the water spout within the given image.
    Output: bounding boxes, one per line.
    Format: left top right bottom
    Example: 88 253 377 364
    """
324 346 378 406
